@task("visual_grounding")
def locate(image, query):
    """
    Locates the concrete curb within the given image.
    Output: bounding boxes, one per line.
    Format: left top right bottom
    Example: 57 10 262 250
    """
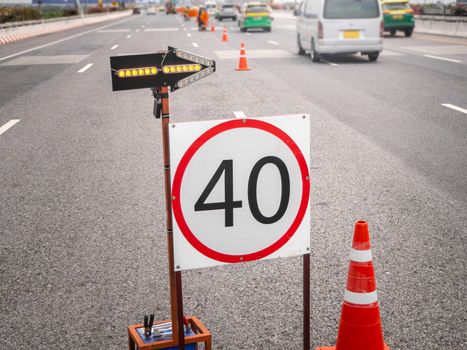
0 10 132 45
414 15 467 38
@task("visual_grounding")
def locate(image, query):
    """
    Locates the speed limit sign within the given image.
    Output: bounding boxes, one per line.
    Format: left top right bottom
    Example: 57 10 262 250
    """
170 115 310 271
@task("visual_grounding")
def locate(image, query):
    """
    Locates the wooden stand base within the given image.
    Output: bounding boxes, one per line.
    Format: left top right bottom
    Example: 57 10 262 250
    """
128 316 212 350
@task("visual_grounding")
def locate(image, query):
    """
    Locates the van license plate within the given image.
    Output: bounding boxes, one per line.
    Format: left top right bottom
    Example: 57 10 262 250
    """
343 31 360 39
392 14 403 19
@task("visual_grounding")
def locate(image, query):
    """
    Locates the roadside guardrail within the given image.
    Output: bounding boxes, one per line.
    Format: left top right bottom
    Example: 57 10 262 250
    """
414 14 467 38
0 10 132 45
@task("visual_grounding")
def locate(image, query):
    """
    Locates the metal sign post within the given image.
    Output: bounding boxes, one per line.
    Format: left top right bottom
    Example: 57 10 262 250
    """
304 253 310 350
111 47 215 350
169 115 311 349
158 85 184 349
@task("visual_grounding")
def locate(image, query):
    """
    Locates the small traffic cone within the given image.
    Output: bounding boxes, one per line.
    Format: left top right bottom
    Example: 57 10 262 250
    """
316 220 390 350
236 42 250 71
222 27 228 42
210 22 216 32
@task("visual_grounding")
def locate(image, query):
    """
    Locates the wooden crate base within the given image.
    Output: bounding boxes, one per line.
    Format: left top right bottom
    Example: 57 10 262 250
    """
128 316 211 350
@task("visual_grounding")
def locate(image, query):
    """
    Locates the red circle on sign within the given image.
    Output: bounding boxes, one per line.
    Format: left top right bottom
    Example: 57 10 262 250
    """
172 119 310 263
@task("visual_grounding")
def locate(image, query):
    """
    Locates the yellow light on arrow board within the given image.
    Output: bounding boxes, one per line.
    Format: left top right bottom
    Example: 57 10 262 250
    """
116 67 158 78
162 64 202 74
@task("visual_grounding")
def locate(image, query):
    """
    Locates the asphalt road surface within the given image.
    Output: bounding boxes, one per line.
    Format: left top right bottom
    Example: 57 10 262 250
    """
1 11 466 350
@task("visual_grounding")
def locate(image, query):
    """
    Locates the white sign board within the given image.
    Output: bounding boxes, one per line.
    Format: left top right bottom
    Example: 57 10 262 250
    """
170 115 310 271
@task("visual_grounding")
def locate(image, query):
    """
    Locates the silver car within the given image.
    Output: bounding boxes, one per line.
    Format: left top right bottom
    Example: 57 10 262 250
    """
216 3 237 21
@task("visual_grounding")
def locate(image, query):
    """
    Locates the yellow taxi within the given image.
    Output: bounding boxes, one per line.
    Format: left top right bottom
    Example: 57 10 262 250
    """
382 0 415 37
238 2 272 32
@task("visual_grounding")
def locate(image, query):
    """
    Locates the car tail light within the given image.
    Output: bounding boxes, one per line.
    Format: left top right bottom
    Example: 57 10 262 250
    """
318 21 323 39
380 20 384 37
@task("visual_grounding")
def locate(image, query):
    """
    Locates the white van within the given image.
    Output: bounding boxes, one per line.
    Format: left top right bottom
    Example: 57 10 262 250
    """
296 0 383 62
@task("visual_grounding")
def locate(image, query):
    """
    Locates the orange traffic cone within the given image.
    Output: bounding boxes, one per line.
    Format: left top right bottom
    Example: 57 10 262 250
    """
316 221 390 350
210 22 216 32
236 42 250 71
222 27 228 42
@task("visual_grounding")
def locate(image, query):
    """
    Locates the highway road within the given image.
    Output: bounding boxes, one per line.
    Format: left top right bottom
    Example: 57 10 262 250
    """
1 11 466 350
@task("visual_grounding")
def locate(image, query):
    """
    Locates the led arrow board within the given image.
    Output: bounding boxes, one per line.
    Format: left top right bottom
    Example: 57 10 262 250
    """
170 115 311 271
110 47 216 92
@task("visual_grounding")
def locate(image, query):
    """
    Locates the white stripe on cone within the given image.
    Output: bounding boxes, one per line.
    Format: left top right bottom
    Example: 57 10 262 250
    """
344 290 378 305
350 248 373 262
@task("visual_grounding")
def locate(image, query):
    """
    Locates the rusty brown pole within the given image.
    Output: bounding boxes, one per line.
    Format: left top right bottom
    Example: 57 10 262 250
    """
160 85 185 350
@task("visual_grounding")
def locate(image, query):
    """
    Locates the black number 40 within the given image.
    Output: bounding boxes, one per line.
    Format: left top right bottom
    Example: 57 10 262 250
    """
194 157 290 227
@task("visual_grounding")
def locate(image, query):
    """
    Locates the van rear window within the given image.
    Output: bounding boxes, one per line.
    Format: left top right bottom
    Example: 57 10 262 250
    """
324 0 379 19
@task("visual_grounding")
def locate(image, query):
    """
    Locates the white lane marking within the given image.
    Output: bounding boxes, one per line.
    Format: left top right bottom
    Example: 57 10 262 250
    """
267 40 279 46
184 28 187 31
111 44 119 50
405 45 467 55
192 42 199 48
144 27 180 32
77 63 93 73
126 34 132 38
442 104 467 114
0 119 20 136
380 50 403 57
321 59 338 66
136 29 140 32
2 55 88 66
187 33 192 37
233 111 247 119
0 16 135 63
246 33 251 36
424 55 462 63
97 29 131 33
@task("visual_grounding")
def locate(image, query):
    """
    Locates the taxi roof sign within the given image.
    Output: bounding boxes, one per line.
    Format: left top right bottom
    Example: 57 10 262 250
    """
110 47 216 92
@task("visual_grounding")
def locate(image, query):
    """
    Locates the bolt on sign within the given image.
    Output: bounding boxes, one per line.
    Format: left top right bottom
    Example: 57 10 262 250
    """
170 115 311 271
